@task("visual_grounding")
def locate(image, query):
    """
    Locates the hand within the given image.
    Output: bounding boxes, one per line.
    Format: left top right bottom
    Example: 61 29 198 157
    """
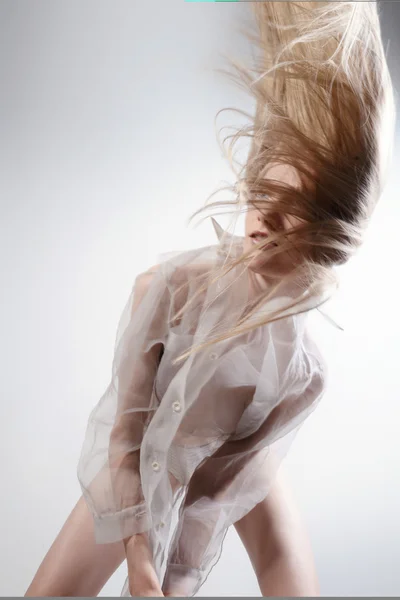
129 584 164 597
127 563 164 597
124 532 164 597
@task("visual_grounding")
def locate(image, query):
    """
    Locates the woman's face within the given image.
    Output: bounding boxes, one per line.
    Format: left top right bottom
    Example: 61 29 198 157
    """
243 163 306 278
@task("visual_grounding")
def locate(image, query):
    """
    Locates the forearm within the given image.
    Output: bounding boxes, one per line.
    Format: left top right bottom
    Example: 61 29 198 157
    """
258 549 320 597
110 448 162 595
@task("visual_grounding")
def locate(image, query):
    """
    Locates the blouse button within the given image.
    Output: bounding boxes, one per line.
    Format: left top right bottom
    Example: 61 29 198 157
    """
209 352 217 360
172 401 181 412
151 460 160 472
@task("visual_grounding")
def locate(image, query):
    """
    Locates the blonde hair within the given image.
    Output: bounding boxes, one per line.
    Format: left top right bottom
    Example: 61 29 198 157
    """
171 1 396 365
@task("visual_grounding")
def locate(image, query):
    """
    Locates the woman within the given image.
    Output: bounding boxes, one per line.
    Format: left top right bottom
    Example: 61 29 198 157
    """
25 1 395 597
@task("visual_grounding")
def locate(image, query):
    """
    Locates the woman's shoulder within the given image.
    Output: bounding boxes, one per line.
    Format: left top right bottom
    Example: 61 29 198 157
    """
134 246 211 288
151 226 245 294
301 327 329 393
154 246 218 294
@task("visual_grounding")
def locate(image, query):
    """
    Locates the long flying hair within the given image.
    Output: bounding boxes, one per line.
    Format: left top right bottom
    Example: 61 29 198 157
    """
171 1 396 365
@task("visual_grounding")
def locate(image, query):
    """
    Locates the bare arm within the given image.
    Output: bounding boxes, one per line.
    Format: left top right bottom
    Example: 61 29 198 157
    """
76 264 173 596
234 465 320 597
109 267 168 596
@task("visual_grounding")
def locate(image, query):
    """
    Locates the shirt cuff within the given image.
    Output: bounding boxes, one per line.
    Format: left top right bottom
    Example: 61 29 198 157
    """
93 502 153 544
162 563 203 597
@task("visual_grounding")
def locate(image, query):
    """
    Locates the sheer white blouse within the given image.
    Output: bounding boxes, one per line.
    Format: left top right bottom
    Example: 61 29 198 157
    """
77 219 329 597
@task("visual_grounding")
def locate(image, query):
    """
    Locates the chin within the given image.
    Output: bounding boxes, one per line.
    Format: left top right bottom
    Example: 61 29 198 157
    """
244 238 293 276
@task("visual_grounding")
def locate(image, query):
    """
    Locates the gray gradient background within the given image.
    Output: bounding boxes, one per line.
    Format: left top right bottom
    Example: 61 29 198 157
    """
1 0 399 596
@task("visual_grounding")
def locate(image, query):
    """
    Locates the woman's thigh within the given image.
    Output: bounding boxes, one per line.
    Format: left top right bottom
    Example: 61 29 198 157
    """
25 495 126 597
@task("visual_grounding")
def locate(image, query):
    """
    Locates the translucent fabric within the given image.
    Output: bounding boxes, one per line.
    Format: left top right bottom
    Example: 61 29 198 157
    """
77 219 329 597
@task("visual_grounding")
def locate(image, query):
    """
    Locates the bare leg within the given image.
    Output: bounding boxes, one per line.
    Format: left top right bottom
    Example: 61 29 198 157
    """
25 495 126 597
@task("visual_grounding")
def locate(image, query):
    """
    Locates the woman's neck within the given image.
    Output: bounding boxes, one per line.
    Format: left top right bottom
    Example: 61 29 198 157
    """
247 268 307 303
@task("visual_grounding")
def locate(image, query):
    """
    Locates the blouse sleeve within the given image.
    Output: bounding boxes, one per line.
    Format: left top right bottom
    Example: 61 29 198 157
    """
77 263 171 544
161 355 327 597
